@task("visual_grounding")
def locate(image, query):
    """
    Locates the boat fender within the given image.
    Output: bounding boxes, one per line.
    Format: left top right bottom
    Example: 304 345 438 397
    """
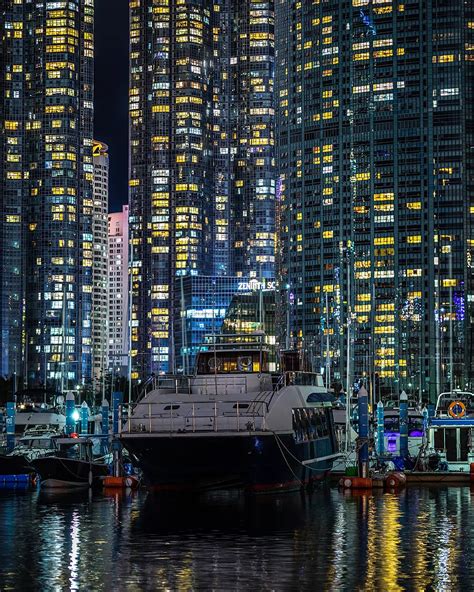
339 476 373 489
125 477 133 488
385 472 406 489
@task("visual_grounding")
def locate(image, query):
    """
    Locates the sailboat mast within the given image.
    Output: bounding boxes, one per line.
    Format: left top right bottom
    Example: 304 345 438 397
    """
180 275 187 374
449 248 454 393
128 230 133 407
345 251 352 453
325 292 331 390
61 285 67 393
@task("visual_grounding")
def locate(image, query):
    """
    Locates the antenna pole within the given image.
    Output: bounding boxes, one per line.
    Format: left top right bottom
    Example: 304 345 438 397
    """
128 230 133 407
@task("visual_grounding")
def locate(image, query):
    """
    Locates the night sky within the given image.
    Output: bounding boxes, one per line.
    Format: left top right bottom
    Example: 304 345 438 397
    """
94 0 129 211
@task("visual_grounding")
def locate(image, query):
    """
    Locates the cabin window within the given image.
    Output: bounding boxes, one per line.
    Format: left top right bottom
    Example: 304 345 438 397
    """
163 405 180 411
196 351 268 374
292 408 329 443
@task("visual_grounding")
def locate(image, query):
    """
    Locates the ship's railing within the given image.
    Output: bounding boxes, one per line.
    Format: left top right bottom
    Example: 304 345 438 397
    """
123 399 268 434
274 371 323 390
139 374 252 401
140 375 193 399
191 375 249 395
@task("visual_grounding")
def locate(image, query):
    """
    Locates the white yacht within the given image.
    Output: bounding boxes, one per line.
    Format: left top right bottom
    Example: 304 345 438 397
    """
120 337 340 493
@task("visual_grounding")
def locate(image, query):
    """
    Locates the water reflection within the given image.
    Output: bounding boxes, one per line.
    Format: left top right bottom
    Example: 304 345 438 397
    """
0 486 473 590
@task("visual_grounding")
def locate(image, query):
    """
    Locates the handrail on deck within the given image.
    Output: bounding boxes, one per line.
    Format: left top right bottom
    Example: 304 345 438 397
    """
124 398 268 434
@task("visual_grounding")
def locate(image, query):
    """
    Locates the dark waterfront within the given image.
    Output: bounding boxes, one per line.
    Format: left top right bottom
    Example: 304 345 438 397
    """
0 486 472 591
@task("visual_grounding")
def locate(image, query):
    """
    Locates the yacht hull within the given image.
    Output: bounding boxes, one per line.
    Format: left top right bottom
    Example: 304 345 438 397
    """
121 432 336 493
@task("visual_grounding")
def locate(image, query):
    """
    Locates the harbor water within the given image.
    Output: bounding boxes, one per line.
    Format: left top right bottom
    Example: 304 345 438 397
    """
0 486 473 590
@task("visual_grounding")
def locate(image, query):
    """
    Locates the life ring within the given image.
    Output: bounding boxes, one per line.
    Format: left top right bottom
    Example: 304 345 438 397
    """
448 400 466 419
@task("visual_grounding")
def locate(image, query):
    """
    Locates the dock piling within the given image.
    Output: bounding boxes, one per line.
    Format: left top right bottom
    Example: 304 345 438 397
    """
101 399 110 455
65 392 76 436
376 400 384 456
80 401 89 436
357 386 369 478
6 402 15 453
399 390 408 457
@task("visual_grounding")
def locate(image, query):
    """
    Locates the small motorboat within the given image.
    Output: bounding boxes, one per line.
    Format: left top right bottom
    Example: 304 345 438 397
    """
31 437 109 489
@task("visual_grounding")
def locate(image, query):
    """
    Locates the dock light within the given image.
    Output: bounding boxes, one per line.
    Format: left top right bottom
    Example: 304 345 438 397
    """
72 409 80 422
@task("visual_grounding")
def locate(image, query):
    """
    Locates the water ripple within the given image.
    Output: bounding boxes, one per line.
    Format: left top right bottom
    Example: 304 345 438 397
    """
0 486 472 590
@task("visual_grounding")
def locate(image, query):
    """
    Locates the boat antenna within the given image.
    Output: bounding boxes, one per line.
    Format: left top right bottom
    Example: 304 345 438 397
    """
325 292 331 390
180 275 188 374
212 284 218 395
61 283 67 394
128 229 133 407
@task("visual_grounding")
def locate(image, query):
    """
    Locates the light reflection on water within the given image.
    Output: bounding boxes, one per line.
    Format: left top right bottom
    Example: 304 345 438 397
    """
0 486 472 590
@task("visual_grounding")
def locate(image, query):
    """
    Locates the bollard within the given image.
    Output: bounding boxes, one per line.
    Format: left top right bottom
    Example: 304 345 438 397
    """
80 401 89 436
399 390 408 458
112 392 123 436
6 402 15 453
422 406 429 446
65 392 76 435
376 400 385 456
101 399 109 455
358 386 369 478
428 404 435 422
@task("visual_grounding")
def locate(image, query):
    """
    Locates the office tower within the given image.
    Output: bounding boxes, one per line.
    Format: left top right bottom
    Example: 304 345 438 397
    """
108 206 129 378
129 0 276 376
0 0 95 389
92 141 109 392
276 1 474 399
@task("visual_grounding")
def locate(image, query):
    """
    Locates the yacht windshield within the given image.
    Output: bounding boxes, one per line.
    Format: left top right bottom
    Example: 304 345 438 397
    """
196 351 268 374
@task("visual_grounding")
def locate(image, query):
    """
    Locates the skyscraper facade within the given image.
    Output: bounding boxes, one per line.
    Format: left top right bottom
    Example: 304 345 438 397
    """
108 205 129 378
276 0 474 399
92 140 109 392
230 2 276 280
129 0 276 376
0 0 95 389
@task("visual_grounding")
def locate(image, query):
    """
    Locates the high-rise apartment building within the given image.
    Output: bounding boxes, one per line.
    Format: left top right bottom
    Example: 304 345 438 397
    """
92 140 109 391
276 0 474 399
129 0 276 376
230 3 276 280
0 0 95 389
108 206 129 378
